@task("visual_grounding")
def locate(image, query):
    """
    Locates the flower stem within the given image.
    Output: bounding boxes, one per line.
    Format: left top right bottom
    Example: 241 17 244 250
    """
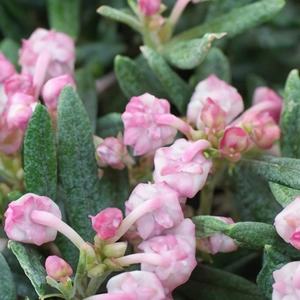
115 253 169 267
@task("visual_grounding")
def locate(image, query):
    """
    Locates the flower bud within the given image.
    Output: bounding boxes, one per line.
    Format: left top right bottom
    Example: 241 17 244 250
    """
45 255 73 283
138 0 161 16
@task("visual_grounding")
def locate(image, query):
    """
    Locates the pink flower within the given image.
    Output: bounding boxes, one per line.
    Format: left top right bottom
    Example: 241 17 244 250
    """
96 136 135 170
45 255 73 283
274 197 300 250
122 93 177 156
125 182 183 240
153 139 212 199
42 74 76 110
19 28 75 82
0 52 15 83
0 119 23 155
138 234 197 294
196 217 237 254
138 0 161 16
187 75 243 130
218 127 250 162
272 261 300 299
4 193 62 246
4 74 34 98
89 208 123 240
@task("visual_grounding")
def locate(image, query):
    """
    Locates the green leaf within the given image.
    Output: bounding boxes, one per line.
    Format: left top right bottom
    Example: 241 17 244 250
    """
189 47 231 88
141 46 192 115
9 241 48 297
269 182 300 207
57 85 102 242
97 6 142 32
96 113 124 139
98 167 129 212
0 253 17 300
163 33 225 70
232 162 281 223
193 215 229 238
177 265 266 300
171 0 285 42
0 38 20 70
46 0 80 39
257 246 290 299
75 68 98 134
7 191 24 202
240 155 300 190
24 104 57 199
280 69 300 158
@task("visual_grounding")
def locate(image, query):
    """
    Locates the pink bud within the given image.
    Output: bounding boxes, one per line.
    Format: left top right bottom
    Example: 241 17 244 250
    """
96 136 135 170
42 74 76 110
0 52 15 83
4 74 34 98
153 139 212 199
138 0 161 16
4 193 62 246
274 196 300 250
89 208 123 240
45 255 73 283
200 97 226 133
0 119 23 155
139 234 197 294
122 93 177 156
218 127 250 162
19 28 75 82
272 261 300 299
187 75 243 130
125 182 183 240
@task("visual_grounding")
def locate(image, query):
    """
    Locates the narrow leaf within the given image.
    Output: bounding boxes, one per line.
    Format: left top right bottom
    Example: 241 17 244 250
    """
171 0 285 42
46 0 80 39
141 46 192 114
57 85 102 242
193 215 229 238
163 33 225 70
0 253 17 300
75 68 98 134
24 104 57 199
269 182 300 208
0 38 19 70
9 241 48 297
280 69 300 158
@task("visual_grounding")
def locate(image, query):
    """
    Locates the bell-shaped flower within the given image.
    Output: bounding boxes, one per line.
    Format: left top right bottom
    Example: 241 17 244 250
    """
42 74 76 110
218 127 250 162
4 74 34 98
274 196 300 250
272 261 300 299
138 0 161 16
45 255 73 284
124 182 183 240
89 208 123 240
138 234 197 294
0 52 15 83
153 139 212 199
4 193 62 246
187 75 243 129
19 28 75 82
122 93 177 156
96 135 135 170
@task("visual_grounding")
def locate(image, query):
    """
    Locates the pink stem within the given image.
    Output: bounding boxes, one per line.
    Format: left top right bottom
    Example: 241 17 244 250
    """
115 253 169 267
169 0 190 26
182 139 211 163
31 210 85 249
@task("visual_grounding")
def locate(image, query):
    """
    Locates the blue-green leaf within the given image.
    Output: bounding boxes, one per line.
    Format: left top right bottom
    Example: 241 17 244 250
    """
0 253 17 300
0 38 20 70
269 182 300 208
24 104 57 199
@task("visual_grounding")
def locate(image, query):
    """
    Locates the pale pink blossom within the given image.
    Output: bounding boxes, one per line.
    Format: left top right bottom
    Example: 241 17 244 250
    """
218 127 250 162
187 75 243 130
19 28 75 83
196 217 237 254
4 193 62 246
4 74 34 98
124 182 183 240
0 52 15 83
138 0 161 16
274 197 300 250
45 255 73 283
139 234 197 294
122 93 177 156
89 208 123 240
272 261 300 300
96 136 135 170
0 119 23 155
153 139 212 199
42 74 76 110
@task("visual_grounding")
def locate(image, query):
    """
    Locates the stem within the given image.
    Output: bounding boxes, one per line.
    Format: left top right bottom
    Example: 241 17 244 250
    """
106 197 163 244
115 253 169 267
85 272 111 297
31 210 85 249
199 183 214 216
